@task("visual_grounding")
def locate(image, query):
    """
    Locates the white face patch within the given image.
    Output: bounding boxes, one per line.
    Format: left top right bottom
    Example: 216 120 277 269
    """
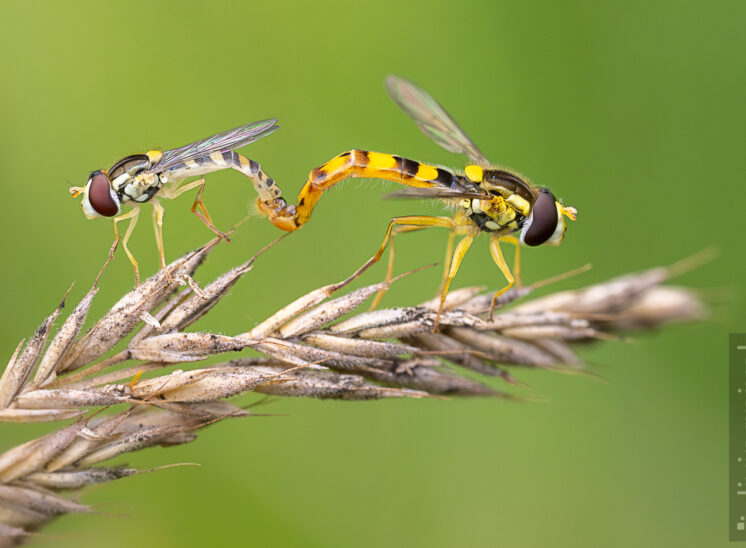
544 202 567 246
109 186 121 213
519 210 533 245
80 177 99 219
519 201 567 246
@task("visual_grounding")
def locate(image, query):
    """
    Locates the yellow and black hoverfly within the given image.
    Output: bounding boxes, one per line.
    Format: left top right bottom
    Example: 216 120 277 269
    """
70 119 286 283
257 76 577 318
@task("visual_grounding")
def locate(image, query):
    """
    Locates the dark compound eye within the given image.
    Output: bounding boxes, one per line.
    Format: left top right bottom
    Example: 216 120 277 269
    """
524 189 558 246
88 172 119 217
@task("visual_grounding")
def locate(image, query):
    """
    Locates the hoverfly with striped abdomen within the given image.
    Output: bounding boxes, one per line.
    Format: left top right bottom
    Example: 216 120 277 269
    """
256 76 578 319
70 119 287 283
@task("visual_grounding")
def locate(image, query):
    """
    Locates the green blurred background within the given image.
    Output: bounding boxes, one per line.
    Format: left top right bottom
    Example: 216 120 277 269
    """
1 0 743 546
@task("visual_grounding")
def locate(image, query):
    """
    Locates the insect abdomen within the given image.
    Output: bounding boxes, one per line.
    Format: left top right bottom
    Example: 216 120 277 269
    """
163 150 283 205
224 150 284 204
292 150 457 226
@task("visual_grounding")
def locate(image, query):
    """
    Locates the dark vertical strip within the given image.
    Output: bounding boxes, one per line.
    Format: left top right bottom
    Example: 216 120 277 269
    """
354 149 369 168
401 158 420 178
435 168 456 189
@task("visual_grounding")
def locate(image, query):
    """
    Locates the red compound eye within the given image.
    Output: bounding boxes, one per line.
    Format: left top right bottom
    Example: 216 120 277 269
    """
524 189 558 246
88 172 119 217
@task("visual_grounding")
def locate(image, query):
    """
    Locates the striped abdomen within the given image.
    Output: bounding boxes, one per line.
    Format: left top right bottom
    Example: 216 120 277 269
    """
293 150 458 226
161 149 284 205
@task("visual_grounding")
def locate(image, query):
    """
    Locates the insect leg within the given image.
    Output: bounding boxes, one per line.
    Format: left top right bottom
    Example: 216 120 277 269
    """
150 199 173 282
163 150 291 231
369 224 432 310
348 215 455 306
160 178 230 242
488 234 517 319
499 235 522 286
437 230 458 296
372 215 454 264
190 184 231 242
112 207 141 284
436 233 475 326
160 177 206 200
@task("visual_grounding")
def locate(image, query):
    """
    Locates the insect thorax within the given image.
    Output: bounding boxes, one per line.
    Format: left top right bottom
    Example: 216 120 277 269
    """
452 173 529 234
463 195 525 233
108 154 161 204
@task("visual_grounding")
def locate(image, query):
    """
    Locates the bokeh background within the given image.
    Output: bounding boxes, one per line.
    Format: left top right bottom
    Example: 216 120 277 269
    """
1 1 744 546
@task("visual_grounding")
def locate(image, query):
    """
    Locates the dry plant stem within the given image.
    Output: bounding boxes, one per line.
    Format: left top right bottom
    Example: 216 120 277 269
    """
0 238 704 546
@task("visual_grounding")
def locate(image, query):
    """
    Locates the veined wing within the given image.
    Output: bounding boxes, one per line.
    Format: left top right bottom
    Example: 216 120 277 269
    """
383 187 488 201
147 118 279 174
385 75 489 166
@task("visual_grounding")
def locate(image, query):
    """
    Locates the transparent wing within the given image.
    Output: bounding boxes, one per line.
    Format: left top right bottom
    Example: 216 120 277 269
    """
383 187 488 201
385 75 489 166
147 118 279 173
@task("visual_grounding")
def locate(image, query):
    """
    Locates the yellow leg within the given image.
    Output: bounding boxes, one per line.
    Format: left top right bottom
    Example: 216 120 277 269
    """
192 184 214 225
488 234 517 319
190 184 231 242
160 177 203 200
437 233 475 326
347 215 456 301
160 177 207 200
500 235 522 286
437 230 457 296
112 207 141 284
370 224 432 310
161 178 230 241
151 199 172 282
372 216 455 263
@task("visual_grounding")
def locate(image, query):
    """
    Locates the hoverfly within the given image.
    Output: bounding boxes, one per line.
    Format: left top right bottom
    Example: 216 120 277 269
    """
70 119 285 283
257 76 577 318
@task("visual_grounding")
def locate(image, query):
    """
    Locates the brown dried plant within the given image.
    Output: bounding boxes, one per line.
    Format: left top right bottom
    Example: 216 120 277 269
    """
0 236 704 546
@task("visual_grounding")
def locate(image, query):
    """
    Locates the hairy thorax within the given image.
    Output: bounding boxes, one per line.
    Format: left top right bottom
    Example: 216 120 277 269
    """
108 154 162 204
462 194 523 233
